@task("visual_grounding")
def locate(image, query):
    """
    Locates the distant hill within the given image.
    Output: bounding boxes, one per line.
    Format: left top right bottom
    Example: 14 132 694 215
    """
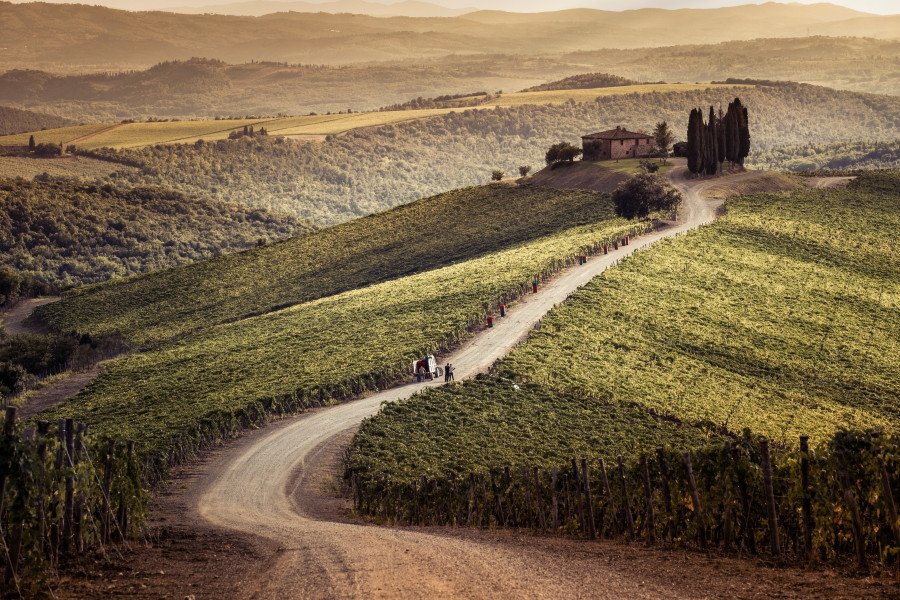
0 2 894 70
0 106 74 135
165 0 475 17
2 35 897 121
521 73 638 93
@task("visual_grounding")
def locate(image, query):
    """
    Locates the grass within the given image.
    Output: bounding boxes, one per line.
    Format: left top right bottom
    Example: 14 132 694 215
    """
41 208 649 462
39 186 625 346
597 158 675 176
345 171 900 483
0 84 749 151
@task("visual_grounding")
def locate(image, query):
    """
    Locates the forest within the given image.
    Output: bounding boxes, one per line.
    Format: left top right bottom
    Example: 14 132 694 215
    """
0 106 75 136
0 176 303 293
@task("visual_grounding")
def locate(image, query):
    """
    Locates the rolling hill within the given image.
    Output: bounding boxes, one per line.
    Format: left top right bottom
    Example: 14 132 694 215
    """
0 37 895 122
38 185 648 467
37 184 632 345
0 2 894 70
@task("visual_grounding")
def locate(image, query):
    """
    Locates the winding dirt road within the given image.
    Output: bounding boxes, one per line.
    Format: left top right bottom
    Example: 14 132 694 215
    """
191 171 731 598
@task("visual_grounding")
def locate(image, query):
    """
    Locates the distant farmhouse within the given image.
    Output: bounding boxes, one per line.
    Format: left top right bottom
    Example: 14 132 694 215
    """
582 126 654 161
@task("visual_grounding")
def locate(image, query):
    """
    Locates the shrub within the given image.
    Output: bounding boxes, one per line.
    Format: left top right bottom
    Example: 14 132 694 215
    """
518 165 531 177
545 142 582 167
612 174 682 219
491 169 504 181
639 159 660 173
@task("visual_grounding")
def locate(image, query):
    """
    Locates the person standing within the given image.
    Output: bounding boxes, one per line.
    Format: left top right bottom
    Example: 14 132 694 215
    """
447 364 455 383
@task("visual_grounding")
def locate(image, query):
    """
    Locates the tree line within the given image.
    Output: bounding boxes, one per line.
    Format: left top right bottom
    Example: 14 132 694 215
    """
686 97 750 176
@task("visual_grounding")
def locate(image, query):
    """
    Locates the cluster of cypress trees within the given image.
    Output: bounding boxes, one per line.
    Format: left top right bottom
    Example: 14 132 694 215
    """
686 97 750 176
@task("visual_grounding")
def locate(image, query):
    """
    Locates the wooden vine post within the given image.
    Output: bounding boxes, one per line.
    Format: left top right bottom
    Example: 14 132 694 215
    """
655 447 673 540
876 455 900 546
682 452 705 549
0 406 15 516
580 459 596 540
532 466 546 530
550 467 559 531
759 440 780 557
839 471 868 571
2 407 18 586
617 455 635 539
799 435 814 557
102 439 115 544
640 454 656 546
598 458 613 539
36 421 50 557
62 418 75 555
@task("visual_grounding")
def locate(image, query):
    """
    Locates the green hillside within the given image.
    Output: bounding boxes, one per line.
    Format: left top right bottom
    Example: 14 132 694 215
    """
38 185 625 346
348 171 900 484
41 195 649 466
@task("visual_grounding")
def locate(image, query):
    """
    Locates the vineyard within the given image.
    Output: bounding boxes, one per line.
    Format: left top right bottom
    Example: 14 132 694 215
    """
39 186 628 346
345 171 900 566
0 407 144 595
39 208 652 476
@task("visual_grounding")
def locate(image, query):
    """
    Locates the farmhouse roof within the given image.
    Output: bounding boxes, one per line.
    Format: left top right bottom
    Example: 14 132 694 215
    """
582 126 653 140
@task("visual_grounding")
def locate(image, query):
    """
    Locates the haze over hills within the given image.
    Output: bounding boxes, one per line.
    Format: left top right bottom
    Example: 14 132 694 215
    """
1 36 895 121
1 1 897 70
6 0 898 16
166 0 476 17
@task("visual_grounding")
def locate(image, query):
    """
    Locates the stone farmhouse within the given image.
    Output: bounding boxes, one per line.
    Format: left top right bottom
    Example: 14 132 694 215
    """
582 126 654 161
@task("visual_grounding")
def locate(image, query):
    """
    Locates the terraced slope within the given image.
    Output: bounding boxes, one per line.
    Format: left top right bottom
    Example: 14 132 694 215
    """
349 171 900 483
38 185 623 346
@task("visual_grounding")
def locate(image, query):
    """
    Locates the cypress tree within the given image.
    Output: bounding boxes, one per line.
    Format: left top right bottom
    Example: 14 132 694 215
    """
705 106 719 176
739 104 751 165
716 107 726 165
726 100 741 165
28 135 35 150
686 108 701 175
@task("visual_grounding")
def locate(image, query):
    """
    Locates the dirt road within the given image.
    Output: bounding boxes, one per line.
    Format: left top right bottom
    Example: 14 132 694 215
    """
0 296 59 335
191 172 735 598
51 170 894 598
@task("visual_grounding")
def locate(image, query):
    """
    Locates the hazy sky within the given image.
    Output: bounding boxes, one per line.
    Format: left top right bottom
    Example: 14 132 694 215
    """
8 0 897 14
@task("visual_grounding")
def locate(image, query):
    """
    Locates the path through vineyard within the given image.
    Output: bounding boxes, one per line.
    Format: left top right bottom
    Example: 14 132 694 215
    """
56 170 888 598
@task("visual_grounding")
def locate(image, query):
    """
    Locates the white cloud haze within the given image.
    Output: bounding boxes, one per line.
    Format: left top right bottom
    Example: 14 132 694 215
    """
6 0 898 13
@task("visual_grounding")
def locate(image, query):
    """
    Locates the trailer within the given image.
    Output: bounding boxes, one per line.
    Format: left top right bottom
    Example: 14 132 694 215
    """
413 354 443 382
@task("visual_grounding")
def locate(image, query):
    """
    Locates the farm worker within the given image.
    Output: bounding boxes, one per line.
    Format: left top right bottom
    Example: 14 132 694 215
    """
417 365 426 383
447 364 455 382
532 279 539 294
487 315 494 328
444 364 451 383
499 303 506 317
